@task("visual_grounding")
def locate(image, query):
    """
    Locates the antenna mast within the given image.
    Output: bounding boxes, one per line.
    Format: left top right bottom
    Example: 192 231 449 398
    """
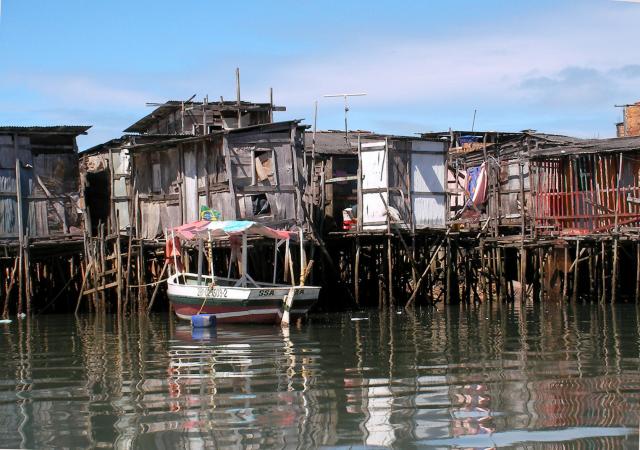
323 93 367 145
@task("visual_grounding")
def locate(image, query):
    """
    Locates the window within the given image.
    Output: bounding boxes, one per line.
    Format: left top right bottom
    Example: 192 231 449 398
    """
252 150 274 185
251 194 271 216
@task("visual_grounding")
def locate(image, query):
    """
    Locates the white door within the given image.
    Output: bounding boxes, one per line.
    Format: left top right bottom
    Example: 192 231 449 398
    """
411 141 447 228
361 141 388 231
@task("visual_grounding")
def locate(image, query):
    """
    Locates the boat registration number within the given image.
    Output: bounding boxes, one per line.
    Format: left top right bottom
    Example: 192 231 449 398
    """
257 288 305 297
197 287 228 298
258 289 275 296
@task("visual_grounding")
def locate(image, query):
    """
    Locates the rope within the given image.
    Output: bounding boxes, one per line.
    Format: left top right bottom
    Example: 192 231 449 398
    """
126 277 170 288
196 283 216 315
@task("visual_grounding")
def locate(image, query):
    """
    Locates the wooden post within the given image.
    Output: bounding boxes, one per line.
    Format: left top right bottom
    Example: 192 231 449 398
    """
137 242 147 313
445 238 452 304
589 246 596 302
518 157 526 303
147 259 169 314
354 237 361 305
636 241 640 303
115 212 123 317
236 67 242 126
387 236 394 308
519 246 527 303
571 240 580 303
357 136 363 232
15 157 25 316
601 240 607 303
197 238 204 285
480 240 487 302
612 237 619 303
499 247 507 303
563 246 569 301
3 258 19 318
223 139 237 219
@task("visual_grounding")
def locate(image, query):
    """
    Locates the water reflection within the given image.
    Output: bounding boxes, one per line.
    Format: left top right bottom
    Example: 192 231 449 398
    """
0 302 638 449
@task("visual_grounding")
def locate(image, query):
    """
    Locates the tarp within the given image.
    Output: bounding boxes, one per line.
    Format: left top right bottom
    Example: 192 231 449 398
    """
172 220 296 241
466 162 488 206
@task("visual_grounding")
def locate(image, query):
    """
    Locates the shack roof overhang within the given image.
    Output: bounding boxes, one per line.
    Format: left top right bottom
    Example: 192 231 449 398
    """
123 100 285 133
421 130 524 139
121 120 305 152
306 130 444 156
80 134 195 156
529 136 640 158
0 125 91 136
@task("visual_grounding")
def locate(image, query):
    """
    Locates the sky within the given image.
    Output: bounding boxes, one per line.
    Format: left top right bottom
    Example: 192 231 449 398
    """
0 0 640 149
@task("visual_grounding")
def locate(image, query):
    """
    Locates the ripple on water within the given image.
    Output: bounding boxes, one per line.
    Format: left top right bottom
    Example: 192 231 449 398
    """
0 304 638 448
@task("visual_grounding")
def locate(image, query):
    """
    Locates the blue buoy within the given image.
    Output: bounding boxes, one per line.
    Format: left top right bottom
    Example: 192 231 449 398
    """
191 314 216 328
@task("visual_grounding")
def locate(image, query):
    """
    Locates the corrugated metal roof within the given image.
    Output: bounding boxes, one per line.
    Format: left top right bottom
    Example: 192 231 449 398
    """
0 125 91 135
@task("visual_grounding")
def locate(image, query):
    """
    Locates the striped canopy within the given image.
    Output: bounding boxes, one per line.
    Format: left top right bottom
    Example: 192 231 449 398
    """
172 220 295 241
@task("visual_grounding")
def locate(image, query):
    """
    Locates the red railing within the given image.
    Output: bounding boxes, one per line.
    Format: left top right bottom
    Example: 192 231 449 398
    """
532 156 640 234
535 187 640 233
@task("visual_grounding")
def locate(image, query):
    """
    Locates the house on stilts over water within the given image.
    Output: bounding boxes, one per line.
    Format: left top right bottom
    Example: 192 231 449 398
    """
0 125 91 317
427 110 640 305
78 96 312 314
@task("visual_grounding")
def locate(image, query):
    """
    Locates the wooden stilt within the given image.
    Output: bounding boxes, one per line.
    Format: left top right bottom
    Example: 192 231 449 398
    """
147 259 169 314
571 240 580 303
354 237 361 306
3 258 18 319
387 236 394 308
15 157 24 316
636 241 640 303
498 247 506 303
519 245 527 303
589 245 596 302
601 240 607 303
563 246 569 301
115 213 123 317
612 237 619 303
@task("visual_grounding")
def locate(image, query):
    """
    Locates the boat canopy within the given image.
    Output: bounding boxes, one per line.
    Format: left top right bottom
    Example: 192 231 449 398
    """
171 220 296 241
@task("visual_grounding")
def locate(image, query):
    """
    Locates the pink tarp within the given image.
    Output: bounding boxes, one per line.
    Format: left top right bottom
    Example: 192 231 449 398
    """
171 220 296 241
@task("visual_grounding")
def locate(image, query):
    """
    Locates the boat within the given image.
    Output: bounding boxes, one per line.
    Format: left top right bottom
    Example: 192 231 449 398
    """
166 220 321 324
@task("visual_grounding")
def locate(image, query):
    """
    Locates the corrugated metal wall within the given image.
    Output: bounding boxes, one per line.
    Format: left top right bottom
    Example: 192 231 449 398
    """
410 140 447 228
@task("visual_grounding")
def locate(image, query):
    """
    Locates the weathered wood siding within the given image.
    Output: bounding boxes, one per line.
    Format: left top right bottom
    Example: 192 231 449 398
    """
0 133 81 240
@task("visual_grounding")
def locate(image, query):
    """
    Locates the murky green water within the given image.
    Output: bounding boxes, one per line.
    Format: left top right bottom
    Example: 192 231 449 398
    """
0 302 639 449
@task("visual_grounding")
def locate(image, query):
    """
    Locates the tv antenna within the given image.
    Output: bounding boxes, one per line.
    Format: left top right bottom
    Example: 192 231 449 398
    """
323 93 367 145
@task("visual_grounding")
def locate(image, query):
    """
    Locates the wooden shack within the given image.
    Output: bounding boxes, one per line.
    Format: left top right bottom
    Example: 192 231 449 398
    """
307 131 448 235
530 135 640 235
81 121 307 238
0 125 91 316
78 118 308 314
304 130 450 309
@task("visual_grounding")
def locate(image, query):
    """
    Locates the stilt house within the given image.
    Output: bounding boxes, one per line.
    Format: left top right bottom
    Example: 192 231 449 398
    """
80 100 306 239
0 125 90 316
306 131 448 235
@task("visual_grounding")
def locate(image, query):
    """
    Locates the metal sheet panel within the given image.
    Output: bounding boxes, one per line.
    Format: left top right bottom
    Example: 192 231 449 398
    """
361 141 388 230
411 141 446 228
